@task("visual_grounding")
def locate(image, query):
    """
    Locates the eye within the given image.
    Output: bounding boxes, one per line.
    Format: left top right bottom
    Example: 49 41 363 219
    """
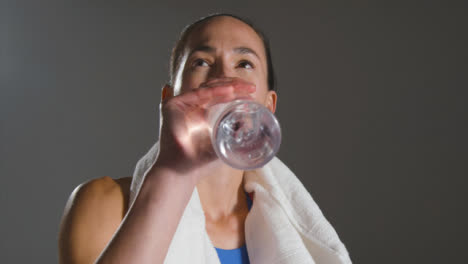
192 58 210 67
238 60 254 69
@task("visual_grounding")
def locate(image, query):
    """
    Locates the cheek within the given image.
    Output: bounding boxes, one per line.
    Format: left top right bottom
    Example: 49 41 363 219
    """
253 69 269 103
251 86 269 105
253 76 269 104
177 69 205 94
234 72 268 105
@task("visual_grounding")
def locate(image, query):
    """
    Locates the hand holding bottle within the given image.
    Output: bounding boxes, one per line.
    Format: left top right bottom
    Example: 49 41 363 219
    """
155 77 256 181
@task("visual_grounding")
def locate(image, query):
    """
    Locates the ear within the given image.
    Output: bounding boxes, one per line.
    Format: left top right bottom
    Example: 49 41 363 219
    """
161 84 174 101
264 90 277 114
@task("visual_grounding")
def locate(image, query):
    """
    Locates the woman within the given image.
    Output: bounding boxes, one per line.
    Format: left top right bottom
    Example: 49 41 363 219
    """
58 13 351 264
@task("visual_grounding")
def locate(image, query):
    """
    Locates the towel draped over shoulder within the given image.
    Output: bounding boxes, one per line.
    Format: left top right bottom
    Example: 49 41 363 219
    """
129 141 352 264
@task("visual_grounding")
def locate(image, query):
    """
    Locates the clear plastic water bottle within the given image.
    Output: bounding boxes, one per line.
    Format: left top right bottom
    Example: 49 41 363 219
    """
207 99 281 170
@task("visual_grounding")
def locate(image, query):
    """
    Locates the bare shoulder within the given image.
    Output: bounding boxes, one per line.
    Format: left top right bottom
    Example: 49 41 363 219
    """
58 176 132 264
65 176 132 218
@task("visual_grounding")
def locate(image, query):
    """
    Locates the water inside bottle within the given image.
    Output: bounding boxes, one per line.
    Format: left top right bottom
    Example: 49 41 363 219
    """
212 100 281 170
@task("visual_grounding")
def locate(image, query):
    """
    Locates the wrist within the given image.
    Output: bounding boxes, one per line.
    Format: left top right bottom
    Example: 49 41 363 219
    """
147 159 199 188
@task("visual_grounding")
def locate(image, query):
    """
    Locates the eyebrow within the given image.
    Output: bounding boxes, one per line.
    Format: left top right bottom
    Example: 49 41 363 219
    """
233 47 260 59
188 45 260 60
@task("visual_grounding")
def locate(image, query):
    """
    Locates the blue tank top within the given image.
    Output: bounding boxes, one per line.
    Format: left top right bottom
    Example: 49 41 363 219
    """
214 191 253 264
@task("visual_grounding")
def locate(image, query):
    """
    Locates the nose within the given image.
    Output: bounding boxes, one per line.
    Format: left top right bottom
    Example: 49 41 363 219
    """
209 59 234 80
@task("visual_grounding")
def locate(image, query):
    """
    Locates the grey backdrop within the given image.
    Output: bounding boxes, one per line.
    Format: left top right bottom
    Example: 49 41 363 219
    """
2 1 467 263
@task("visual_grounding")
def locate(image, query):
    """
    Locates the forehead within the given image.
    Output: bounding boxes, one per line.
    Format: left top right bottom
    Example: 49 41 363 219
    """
185 16 266 58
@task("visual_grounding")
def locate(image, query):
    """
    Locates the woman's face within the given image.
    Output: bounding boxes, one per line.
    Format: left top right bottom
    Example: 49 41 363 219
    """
172 16 277 112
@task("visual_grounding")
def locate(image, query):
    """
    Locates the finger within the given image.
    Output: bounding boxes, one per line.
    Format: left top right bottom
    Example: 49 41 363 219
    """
173 83 255 109
199 77 238 88
210 81 255 96
200 83 255 107
200 78 254 91
204 91 254 108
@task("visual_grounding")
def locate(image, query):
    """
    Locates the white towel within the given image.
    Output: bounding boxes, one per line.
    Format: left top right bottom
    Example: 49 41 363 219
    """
129 140 352 264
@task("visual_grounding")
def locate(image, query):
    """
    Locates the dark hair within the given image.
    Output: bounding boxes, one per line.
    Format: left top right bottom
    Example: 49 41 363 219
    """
169 13 277 92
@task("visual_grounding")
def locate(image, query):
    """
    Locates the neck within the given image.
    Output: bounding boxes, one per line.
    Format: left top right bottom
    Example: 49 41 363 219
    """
196 164 246 221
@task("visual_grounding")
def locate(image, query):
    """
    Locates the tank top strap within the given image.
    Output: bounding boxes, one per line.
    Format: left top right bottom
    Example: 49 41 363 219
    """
245 191 253 211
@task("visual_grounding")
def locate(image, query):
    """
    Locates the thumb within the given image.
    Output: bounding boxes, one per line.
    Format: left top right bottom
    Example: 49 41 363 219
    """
161 84 173 102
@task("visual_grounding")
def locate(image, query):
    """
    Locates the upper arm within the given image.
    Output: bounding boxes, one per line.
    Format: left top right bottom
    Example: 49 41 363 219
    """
58 176 127 264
